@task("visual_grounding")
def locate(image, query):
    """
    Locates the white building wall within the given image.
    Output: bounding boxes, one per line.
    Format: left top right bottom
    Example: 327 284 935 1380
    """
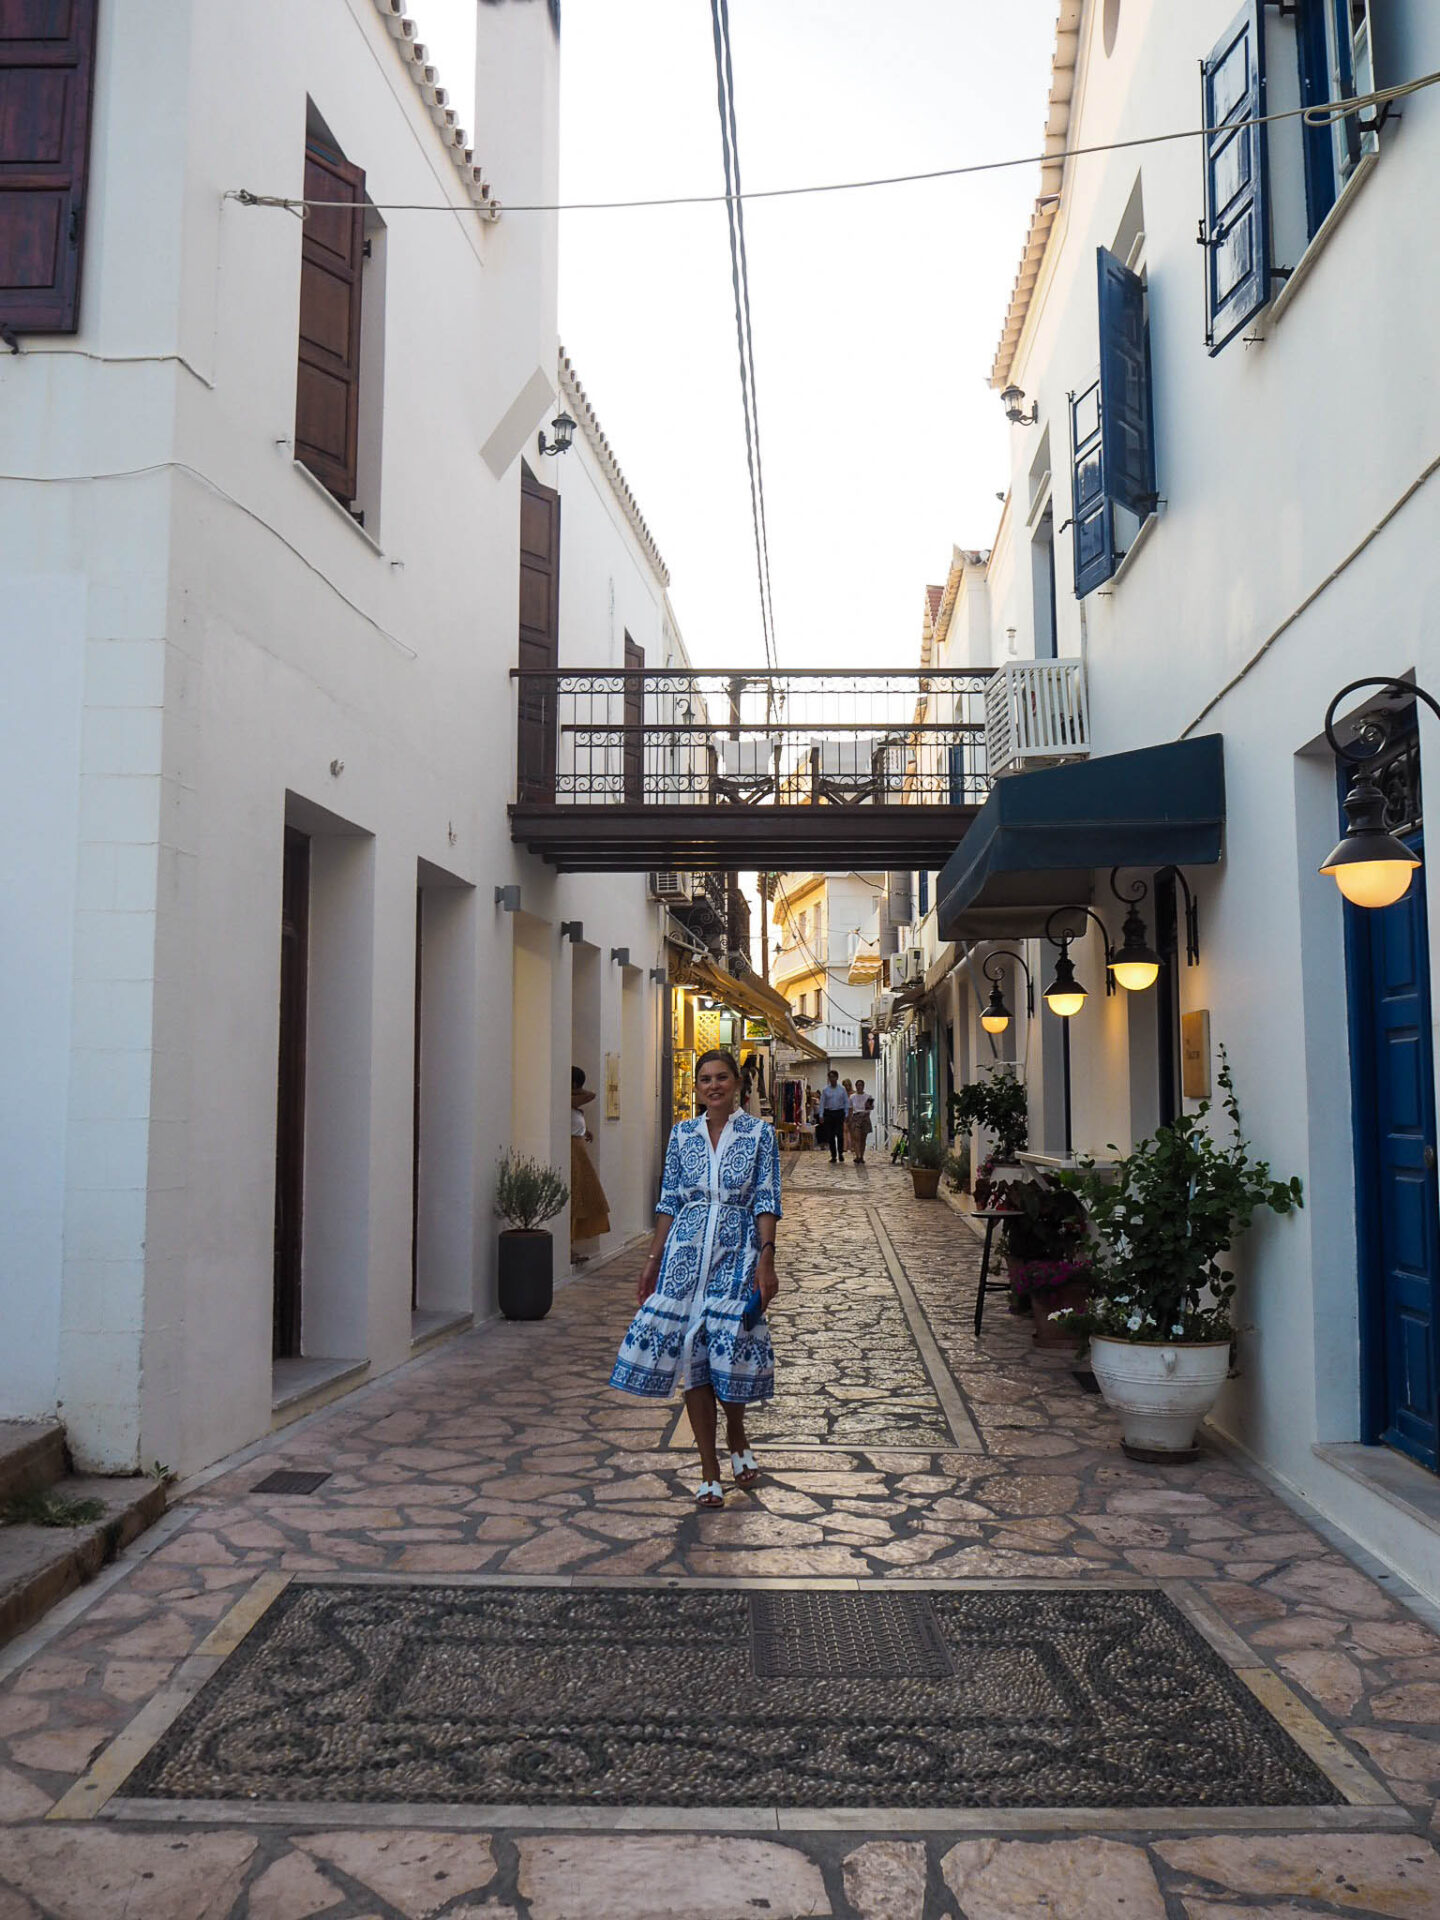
0 0 668 1476
966 0 1440 1597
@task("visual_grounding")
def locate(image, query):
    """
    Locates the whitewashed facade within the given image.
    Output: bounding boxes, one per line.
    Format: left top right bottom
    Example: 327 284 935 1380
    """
771 872 886 1089
926 0 1440 1598
0 0 670 1477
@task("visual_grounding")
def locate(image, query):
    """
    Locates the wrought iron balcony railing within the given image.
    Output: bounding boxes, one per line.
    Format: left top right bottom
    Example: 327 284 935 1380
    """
512 667 995 809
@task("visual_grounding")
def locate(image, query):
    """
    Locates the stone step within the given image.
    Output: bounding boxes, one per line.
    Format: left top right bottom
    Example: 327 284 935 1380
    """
0 1421 67 1504
0 1474 168 1650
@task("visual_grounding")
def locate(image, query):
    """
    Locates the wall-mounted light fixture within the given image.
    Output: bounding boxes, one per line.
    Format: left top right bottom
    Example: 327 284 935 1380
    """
649 968 668 985
537 408 577 458
610 947 631 967
560 921 584 944
980 950 1034 1035
1320 677 1438 908
1043 907 1115 1016
494 885 521 912
1001 384 1039 426
1107 872 1162 991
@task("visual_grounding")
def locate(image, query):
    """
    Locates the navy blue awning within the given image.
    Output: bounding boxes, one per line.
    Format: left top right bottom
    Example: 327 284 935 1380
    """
936 735 1225 941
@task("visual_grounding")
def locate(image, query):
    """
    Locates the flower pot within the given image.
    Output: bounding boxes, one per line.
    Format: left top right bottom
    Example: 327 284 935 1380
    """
1088 1335 1230 1461
910 1166 942 1199
1028 1278 1090 1348
498 1229 554 1320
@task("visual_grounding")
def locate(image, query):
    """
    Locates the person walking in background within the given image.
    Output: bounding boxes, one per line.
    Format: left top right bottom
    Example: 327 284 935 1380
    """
818 1069 848 1164
570 1067 611 1260
849 1077 871 1166
611 1049 781 1508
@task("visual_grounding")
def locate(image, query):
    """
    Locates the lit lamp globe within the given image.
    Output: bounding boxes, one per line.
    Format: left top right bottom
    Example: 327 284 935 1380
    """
980 983 1012 1035
1044 950 1087 1018
1110 905 1162 992
1320 769 1421 909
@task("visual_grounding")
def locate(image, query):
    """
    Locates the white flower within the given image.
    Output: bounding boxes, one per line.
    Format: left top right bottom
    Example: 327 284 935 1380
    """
1171 1323 1185 1335
1126 1311 1144 1331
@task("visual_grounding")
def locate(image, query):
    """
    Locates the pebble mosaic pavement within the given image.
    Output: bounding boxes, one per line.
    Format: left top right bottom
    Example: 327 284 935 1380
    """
1 1163 1439 1918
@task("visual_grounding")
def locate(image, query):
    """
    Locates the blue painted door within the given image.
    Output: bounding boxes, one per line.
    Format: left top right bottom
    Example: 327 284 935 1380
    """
1354 835 1440 1469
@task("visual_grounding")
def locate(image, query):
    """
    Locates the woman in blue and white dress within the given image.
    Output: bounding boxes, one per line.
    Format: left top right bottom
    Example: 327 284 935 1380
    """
611 1048 782 1508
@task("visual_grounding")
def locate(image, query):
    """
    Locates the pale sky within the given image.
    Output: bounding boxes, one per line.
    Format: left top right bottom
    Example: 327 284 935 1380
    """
416 0 1059 672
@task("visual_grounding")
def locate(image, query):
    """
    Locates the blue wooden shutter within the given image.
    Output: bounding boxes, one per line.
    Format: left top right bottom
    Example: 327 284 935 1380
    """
1070 378 1113 598
1201 0 1270 355
919 870 930 917
947 741 967 805
1097 247 1156 520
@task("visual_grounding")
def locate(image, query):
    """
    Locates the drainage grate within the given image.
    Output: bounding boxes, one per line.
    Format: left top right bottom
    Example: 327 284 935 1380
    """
750 1590 954 1680
252 1470 331 1496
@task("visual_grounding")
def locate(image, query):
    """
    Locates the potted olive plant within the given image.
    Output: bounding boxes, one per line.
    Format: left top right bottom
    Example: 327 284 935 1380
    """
494 1152 569 1320
907 1132 947 1199
951 1068 1028 1170
1056 1053 1302 1459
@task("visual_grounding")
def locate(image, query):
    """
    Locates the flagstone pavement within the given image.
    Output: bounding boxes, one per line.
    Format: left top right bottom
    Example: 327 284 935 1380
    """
3 1163 1440 1917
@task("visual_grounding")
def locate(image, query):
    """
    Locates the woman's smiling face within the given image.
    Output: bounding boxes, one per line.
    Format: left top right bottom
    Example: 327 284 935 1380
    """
696 1058 739 1111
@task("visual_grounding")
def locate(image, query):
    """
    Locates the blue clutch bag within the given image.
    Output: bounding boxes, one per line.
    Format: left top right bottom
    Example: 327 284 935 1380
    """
741 1286 765 1331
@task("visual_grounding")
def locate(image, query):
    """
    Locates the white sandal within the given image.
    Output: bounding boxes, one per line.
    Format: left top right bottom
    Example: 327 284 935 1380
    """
695 1480 725 1508
730 1449 760 1487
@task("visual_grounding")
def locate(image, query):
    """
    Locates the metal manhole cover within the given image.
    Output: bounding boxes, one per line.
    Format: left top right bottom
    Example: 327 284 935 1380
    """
750 1590 954 1679
252 1470 331 1495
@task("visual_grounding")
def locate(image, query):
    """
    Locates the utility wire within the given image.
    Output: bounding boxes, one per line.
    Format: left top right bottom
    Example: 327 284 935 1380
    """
710 0 777 676
225 71 1439 218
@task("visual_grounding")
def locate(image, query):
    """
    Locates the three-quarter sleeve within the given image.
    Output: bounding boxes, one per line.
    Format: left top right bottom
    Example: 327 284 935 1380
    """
752 1121 783 1219
655 1124 684 1217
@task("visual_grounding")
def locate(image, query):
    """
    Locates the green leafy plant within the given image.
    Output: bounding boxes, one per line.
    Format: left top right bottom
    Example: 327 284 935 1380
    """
3 1490 106 1529
987 1172 1090 1285
1057 1050 1303 1344
950 1068 1029 1162
907 1133 947 1171
944 1143 971 1193
494 1152 569 1232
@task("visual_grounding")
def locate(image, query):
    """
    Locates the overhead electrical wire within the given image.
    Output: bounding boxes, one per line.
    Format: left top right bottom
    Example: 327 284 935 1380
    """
710 0 777 677
225 70 1439 219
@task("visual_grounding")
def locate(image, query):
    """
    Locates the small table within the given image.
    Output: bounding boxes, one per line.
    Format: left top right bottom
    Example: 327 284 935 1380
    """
971 1208 1013 1336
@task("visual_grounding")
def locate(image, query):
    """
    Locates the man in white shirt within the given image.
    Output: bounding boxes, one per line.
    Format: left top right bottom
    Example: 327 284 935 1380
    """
818 1069 849 1164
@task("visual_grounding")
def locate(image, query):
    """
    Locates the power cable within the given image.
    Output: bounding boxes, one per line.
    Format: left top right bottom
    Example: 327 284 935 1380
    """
710 0 777 675
224 71 1439 218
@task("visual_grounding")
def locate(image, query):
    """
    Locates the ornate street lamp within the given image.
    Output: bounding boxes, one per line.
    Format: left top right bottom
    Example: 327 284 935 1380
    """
1043 908 1114 1016
537 408 577 458
1320 678 1439 908
1107 871 1162 992
979 950 1035 1035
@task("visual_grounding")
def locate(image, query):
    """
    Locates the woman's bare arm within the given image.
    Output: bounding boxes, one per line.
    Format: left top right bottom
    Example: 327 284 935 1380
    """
635 1214 675 1307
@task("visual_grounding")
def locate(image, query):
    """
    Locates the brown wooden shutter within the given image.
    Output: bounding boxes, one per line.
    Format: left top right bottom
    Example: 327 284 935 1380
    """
0 0 100 335
294 143 365 506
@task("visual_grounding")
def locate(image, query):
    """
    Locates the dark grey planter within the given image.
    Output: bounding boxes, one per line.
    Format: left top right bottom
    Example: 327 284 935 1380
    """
498 1230 554 1320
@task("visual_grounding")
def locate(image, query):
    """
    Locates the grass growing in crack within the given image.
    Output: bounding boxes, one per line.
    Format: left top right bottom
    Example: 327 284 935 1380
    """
2 1489 106 1528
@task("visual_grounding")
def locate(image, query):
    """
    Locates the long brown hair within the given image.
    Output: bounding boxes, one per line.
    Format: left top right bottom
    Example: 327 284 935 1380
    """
694 1048 742 1084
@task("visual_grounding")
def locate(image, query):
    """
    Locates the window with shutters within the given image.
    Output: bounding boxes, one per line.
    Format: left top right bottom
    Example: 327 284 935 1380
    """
0 0 100 336
294 106 385 529
1201 1 1384 353
1068 245 1157 599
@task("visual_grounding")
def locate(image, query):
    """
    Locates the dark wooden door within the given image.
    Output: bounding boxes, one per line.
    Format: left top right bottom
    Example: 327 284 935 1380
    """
623 633 645 804
0 0 100 334
1353 832 1440 1470
273 827 310 1360
517 463 560 802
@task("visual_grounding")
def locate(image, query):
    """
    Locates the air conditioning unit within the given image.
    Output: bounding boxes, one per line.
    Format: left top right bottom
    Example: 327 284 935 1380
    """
892 946 925 985
648 871 694 904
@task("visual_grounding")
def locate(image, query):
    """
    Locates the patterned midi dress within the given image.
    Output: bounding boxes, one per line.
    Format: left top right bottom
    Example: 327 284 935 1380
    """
610 1110 782 1404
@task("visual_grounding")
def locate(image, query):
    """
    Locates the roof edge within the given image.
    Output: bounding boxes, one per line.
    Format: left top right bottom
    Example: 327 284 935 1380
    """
558 348 671 590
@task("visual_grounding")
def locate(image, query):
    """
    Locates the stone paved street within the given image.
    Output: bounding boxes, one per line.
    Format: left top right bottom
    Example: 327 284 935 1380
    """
3 1165 1440 1917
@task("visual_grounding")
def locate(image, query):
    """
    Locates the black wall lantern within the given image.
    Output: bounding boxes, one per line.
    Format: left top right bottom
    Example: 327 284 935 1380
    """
1321 676 1439 908
537 408 577 458
1001 384 1039 426
980 950 1035 1035
1043 907 1114 1016
1108 871 1162 992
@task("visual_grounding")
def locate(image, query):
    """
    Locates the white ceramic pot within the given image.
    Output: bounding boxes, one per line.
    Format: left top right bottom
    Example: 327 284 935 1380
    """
1088 1336 1230 1458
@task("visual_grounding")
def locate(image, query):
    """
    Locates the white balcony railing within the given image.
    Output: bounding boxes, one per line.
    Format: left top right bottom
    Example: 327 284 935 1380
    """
984 659 1089 778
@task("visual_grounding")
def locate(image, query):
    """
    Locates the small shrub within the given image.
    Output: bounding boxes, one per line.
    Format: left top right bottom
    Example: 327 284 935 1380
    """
907 1134 947 1171
494 1152 569 1231
944 1144 971 1193
3 1490 106 1529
